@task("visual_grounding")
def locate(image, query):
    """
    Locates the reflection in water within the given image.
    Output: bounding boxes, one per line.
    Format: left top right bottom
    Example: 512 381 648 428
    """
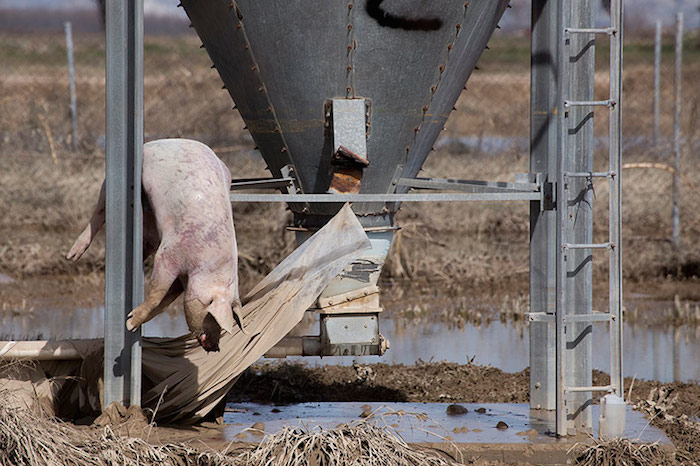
1 306 698 383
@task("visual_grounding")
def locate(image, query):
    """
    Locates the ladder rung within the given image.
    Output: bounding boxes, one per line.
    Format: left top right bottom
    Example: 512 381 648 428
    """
564 99 615 108
527 312 554 323
564 171 615 179
563 242 613 250
564 312 612 323
565 385 613 393
565 27 617 35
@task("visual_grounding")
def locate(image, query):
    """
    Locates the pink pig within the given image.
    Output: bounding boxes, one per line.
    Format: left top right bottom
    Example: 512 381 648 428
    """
67 138 242 352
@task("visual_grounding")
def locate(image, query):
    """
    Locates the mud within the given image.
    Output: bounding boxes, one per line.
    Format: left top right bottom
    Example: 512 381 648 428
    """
230 362 700 463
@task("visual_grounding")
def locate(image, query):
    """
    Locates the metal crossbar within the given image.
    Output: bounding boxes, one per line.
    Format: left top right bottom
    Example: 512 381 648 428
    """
564 99 615 107
565 27 616 35
555 0 624 437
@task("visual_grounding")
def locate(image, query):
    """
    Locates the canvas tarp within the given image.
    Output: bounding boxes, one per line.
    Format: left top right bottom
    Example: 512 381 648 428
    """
0 204 371 424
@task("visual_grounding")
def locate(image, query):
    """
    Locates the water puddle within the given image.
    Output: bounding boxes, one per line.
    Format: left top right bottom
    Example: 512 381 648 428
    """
222 402 668 445
1 305 697 383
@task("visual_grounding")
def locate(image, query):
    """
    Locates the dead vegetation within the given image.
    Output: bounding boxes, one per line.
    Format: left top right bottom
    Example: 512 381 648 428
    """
238 423 459 466
0 390 236 466
0 388 460 466
573 438 675 466
2 32 699 296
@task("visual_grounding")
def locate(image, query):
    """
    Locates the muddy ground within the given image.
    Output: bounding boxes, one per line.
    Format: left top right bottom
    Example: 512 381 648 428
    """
230 361 700 462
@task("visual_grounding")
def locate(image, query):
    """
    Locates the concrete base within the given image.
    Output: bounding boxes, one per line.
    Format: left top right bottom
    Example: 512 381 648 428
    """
224 402 670 465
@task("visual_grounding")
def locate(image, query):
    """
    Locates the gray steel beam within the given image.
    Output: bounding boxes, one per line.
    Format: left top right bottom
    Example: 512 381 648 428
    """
609 0 624 400
529 0 559 412
563 0 596 433
104 0 143 408
229 193 540 203
397 177 539 193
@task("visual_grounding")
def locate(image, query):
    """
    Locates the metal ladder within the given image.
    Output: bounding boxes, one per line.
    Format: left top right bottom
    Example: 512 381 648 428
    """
555 1 624 436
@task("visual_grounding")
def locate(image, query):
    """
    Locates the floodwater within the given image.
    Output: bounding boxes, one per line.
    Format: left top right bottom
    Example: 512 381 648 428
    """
1 304 698 383
223 402 669 445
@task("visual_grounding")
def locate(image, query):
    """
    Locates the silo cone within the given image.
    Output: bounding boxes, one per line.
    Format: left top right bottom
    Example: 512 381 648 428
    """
183 0 509 355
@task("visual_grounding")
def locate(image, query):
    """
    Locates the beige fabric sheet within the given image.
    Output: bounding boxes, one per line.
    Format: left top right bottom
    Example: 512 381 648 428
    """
0 205 370 423
140 204 370 423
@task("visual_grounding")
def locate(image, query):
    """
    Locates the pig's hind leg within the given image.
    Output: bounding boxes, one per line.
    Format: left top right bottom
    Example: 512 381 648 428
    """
66 181 106 261
126 253 180 331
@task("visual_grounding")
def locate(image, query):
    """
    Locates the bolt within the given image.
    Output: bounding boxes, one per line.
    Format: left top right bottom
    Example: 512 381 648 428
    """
258 86 264 92
347 66 352 72
535 382 541 389
347 24 353 31
348 3 353 9
447 44 452 51
236 24 241 29
438 64 445 73
251 65 257 71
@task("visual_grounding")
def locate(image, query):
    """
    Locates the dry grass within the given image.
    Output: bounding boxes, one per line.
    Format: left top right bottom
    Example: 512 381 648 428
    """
0 390 237 466
573 438 675 466
0 388 459 466
238 422 459 466
1 32 699 293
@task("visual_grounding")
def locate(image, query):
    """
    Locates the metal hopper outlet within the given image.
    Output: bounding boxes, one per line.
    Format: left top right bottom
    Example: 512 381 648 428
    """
182 0 511 358
183 0 509 227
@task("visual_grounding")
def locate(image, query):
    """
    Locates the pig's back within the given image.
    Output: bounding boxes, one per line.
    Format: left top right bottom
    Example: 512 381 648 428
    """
142 139 233 250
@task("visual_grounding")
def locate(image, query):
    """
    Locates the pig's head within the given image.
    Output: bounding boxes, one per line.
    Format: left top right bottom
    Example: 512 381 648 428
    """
184 295 242 352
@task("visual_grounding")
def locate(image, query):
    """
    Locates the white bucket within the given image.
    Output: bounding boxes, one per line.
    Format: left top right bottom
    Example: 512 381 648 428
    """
598 394 626 440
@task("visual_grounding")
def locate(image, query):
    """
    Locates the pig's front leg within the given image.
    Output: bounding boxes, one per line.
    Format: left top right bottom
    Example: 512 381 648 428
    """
66 181 106 261
126 253 179 331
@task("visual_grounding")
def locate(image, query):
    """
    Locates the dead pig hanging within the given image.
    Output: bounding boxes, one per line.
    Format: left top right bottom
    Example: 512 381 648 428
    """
66 138 243 352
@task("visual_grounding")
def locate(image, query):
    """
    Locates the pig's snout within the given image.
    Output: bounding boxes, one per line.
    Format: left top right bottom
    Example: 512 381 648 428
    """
198 333 220 352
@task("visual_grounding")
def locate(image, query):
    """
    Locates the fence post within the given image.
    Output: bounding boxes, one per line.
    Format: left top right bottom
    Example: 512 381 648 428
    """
653 20 661 146
672 13 683 250
64 22 78 151
529 0 559 413
104 0 144 408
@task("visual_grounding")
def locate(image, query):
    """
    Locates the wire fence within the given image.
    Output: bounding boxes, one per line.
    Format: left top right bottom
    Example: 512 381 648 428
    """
0 9 698 299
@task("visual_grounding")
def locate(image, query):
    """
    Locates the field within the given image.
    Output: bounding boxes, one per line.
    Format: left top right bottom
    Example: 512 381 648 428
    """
1 29 699 464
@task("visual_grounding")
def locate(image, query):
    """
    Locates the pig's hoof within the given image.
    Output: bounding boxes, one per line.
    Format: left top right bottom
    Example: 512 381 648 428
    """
125 317 139 332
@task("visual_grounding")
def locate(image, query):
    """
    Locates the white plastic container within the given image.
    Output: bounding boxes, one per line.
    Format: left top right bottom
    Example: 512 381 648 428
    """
598 394 626 440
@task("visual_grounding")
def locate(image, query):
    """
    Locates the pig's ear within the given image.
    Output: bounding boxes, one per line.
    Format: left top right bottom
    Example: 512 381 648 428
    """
207 301 235 336
231 299 249 335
